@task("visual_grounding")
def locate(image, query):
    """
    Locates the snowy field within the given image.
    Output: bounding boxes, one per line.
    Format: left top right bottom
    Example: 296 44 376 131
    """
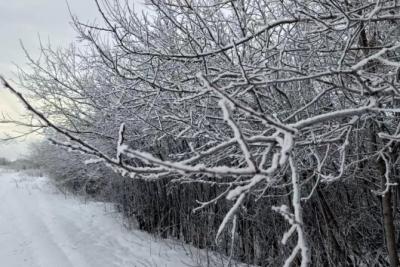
0 169 228 267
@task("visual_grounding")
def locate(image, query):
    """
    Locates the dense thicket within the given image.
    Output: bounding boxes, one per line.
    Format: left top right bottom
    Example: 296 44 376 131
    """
31 139 400 266
3 0 400 266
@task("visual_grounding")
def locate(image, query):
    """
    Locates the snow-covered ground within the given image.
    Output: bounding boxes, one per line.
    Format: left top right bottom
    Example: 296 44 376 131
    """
0 169 227 267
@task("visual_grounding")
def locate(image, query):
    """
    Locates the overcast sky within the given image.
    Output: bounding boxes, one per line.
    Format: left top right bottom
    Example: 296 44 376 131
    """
0 0 110 160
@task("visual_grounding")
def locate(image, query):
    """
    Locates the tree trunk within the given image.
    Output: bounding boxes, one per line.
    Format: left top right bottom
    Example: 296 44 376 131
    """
378 158 399 267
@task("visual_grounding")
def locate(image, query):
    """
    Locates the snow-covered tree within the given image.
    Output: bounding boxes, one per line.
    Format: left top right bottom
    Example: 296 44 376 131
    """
3 0 400 265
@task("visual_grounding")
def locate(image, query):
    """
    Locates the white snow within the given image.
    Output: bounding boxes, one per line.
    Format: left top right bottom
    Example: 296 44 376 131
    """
0 169 219 267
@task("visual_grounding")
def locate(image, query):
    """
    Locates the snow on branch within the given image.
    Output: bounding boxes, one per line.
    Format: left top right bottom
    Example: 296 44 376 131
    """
226 153 279 201
215 193 245 243
273 157 310 267
351 42 400 71
117 123 127 164
372 152 398 196
197 73 297 135
291 98 377 129
219 99 257 172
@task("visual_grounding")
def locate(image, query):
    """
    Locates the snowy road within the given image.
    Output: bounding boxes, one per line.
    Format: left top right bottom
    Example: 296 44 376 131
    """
0 170 206 267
